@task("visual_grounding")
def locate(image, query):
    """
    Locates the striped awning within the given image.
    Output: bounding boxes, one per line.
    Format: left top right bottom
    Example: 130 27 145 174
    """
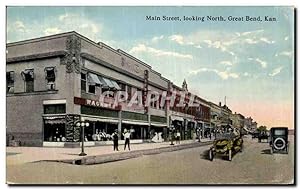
102 77 115 88
88 73 102 85
111 80 121 90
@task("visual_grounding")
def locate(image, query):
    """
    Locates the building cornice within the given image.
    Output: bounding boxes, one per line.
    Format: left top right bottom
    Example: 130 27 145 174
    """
6 51 67 63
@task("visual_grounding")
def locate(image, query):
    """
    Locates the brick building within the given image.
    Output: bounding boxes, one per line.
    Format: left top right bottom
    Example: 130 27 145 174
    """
6 31 211 147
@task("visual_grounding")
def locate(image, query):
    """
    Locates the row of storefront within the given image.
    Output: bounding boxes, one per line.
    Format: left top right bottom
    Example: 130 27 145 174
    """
42 110 212 146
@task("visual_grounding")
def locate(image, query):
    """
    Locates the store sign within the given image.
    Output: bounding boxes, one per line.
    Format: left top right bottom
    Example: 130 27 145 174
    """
74 97 121 110
143 70 149 113
121 57 144 74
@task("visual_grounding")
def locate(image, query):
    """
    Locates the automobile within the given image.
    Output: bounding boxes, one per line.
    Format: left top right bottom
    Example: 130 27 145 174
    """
208 128 243 161
270 127 289 154
251 131 260 139
258 131 269 143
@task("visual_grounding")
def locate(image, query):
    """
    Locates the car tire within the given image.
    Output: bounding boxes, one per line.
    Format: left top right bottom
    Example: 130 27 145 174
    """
228 149 232 161
208 149 214 161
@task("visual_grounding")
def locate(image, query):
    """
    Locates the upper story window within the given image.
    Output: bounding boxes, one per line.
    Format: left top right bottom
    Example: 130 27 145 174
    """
81 73 87 92
45 67 56 90
127 85 132 101
150 94 156 108
87 73 101 94
21 69 34 93
136 88 143 104
158 94 166 110
44 104 66 114
6 71 14 93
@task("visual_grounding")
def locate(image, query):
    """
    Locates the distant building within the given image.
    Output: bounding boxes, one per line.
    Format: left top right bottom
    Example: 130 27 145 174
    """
230 112 245 129
244 117 258 132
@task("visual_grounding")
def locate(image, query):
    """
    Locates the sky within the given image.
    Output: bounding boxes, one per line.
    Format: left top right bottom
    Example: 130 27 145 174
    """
6 6 295 129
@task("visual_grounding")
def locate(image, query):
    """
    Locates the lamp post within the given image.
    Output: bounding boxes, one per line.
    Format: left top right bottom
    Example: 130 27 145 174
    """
76 118 90 156
170 125 175 145
196 126 201 142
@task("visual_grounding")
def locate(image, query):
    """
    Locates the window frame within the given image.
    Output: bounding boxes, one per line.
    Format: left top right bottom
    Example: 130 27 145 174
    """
81 73 87 93
22 69 34 93
6 71 14 93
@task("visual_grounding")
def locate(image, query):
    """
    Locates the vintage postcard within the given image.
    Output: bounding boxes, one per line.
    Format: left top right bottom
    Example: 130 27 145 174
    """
6 6 295 185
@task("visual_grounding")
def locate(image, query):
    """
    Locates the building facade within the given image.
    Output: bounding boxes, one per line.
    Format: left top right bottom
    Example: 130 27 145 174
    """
6 32 211 147
230 112 245 130
244 117 258 132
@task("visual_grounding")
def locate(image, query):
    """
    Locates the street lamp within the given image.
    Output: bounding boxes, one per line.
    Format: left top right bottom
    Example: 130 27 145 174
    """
76 118 90 156
170 125 175 145
196 126 201 142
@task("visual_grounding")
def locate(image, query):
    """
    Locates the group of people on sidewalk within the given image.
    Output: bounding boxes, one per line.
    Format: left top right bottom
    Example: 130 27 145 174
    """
112 129 131 151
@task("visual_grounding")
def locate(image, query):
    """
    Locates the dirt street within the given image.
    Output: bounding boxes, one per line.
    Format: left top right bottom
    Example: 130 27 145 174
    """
6 135 294 184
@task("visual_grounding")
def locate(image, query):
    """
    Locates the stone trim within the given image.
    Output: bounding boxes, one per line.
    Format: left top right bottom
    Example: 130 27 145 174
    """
6 51 67 63
6 90 58 97
60 35 81 73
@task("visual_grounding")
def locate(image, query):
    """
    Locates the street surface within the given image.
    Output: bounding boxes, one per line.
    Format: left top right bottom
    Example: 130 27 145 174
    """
6 135 294 184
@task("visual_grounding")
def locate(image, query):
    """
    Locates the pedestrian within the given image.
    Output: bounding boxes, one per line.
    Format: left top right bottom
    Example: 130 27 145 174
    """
123 129 131 150
112 129 119 151
176 130 181 144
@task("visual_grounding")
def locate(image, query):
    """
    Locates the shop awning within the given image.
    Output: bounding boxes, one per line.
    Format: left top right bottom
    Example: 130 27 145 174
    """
151 123 167 127
122 120 149 126
44 116 66 124
45 119 65 124
82 116 119 124
98 76 109 88
111 80 121 90
88 73 102 85
102 77 115 89
170 115 184 122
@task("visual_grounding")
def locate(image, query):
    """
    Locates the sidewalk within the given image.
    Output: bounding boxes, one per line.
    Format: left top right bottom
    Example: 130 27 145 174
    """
6 139 213 166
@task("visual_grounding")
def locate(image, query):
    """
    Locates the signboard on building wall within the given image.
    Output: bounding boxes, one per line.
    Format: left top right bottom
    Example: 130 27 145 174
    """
143 70 149 113
74 97 121 110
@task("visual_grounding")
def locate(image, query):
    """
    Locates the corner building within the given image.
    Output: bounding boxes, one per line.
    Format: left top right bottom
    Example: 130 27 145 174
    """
6 31 210 147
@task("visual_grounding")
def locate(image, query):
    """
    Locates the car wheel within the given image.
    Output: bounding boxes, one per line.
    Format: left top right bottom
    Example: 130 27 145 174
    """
208 149 214 161
228 149 232 161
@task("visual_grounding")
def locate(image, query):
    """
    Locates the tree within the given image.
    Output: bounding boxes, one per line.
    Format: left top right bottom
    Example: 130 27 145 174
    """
257 126 267 132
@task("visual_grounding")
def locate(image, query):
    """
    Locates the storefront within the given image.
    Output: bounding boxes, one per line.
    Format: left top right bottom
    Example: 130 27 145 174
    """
43 115 66 143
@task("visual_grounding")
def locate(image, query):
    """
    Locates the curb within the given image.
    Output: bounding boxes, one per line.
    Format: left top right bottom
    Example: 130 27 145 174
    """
44 141 213 165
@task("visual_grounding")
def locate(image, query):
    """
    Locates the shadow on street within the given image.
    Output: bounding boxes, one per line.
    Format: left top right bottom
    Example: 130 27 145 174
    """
200 150 210 160
64 153 82 156
261 149 289 155
200 149 229 161
261 149 272 155
6 152 20 156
